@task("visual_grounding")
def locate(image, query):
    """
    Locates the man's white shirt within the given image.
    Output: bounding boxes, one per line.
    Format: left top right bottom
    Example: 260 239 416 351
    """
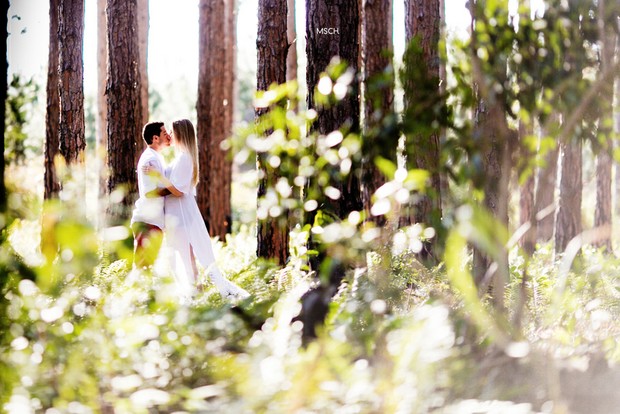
131 147 166 229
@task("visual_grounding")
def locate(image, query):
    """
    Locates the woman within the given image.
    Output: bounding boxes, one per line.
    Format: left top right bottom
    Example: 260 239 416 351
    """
148 119 249 300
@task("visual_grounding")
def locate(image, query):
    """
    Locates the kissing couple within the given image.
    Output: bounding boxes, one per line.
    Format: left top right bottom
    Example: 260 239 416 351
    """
129 118 249 301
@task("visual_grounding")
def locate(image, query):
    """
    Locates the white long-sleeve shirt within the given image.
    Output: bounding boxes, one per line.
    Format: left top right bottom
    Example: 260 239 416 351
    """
130 147 166 229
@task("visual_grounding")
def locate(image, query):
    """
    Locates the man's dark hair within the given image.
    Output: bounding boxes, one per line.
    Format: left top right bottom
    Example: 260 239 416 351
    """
143 121 165 145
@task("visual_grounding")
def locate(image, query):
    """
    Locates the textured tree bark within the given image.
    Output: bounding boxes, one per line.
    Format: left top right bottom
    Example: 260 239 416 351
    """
197 0 233 241
58 0 86 166
594 1 616 252
300 0 361 341
44 0 61 200
403 0 442 261
256 0 289 265
555 140 582 254
106 0 142 224
361 0 393 225
306 0 362 218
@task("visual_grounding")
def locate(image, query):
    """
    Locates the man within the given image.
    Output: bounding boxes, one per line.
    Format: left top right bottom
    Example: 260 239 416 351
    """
130 121 171 269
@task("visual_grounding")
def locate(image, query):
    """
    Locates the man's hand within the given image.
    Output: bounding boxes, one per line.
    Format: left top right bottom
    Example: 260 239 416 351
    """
143 164 162 179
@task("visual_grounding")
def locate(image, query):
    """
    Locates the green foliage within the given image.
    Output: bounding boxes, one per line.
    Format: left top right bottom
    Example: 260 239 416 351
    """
444 0 620 190
4 207 620 412
4 74 40 165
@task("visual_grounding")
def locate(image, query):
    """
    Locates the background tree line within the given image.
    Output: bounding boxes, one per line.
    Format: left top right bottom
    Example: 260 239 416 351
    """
13 0 616 332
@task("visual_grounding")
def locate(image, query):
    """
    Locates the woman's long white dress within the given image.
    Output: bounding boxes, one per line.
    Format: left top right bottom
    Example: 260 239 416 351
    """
164 151 249 299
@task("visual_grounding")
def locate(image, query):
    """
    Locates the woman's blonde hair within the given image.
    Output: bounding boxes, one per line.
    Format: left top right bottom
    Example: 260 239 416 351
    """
172 119 199 187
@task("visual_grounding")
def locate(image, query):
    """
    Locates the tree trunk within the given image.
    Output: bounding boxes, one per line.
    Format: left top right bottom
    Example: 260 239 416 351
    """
472 99 511 310
58 0 86 167
517 0 535 255
137 0 149 132
256 0 289 265
469 1 511 310
287 0 297 83
534 141 559 242
361 0 393 225
106 0 142 225
97 0 107 228
403 0 442 261
555 140 582 253
306 0 362 218
594 1 616 252
595 148 613 251
300 0 361 341
519 121 536 255
44 0 61 200
438 0 449 208
197 0 233 240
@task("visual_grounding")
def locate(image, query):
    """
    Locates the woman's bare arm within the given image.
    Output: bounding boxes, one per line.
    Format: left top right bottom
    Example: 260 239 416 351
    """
144 166 183 197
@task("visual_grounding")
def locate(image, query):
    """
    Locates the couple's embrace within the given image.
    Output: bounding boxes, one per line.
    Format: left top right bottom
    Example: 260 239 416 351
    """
130 119 249 300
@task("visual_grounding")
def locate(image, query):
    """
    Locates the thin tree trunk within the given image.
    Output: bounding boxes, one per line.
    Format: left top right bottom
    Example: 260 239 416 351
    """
58 0 86 167
225 0 237 223
224 0 235 231
106 0 142 225
44 0 61 200
595 149 613 251
361 0 393 225
517 0 535 255
472 99 511 310
438 0 449 206
519 120 536 255
469 1 511 309
534 122 559 242
256 0 289 264
594 0 616 251
97 0 107 227
403 0 442 261
555 140 583 253
197 0 232 240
